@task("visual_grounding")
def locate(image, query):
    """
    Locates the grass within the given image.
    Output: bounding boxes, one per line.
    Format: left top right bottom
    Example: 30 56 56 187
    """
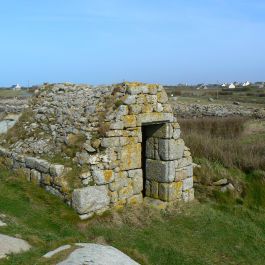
179 117 265 172
1 166 265 264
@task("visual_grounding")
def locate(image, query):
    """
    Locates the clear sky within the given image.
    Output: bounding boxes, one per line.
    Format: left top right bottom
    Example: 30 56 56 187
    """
1 0 265 86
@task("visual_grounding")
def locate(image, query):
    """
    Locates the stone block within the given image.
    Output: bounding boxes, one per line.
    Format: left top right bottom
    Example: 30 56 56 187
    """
145 180 151 197
128 169 142 178
142 104 153 113
158 182 183 202
118 185 134 200
25 157 37 169
127 86 143 95
158 139 184 161
137 113 173 126
157 90 168 103
109 121 124 130
121 95 136 105
173 128 181 139
150 180 159 199
146 137 155 159
101 137 120 148
182 177 193 191
129 104 142 114
151 123 173 139
93 170 114 185
50 164 64 177
146 159 175 183
132 174 143 194
120 143 141 170
175 165 193 181
30 169 41 184
35 159 50 173
182 188 194 202
122 115 137 128
176 157 193 168
72 186 110 215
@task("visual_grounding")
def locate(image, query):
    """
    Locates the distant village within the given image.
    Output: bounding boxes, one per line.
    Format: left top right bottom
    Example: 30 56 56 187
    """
165 81 265 91
0 81 265 92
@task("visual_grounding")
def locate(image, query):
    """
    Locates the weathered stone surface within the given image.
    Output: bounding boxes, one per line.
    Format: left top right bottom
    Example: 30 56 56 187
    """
50 164 64 177
123 115 137 128
118 185 134 200
120 143 141 170
128 169 142 179
35 159 50 173
72 186 110 215
131 174 143 194
25 157 37 169
175 165 193 181
150 180 159 199
158 139 184 161
158 182 182 201
101 137 120 148
137 112 173 126
146 159 175 183
0 234 31 259
57 243 140 265
92 170 114 185
182 177 193 191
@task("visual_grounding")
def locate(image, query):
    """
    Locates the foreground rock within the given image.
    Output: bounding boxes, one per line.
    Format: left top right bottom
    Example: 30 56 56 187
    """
57 243 140 265
0 234 31 259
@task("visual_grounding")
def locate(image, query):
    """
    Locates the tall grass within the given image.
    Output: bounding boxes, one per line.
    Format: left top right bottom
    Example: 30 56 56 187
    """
179 117 265 172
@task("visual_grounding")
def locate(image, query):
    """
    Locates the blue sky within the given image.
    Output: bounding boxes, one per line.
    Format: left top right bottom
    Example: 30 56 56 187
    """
0 0 265 86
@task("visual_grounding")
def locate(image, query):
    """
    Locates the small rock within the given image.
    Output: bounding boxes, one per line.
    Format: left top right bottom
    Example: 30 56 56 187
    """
0 234 31 259
221 183 235 193
213 178 228 186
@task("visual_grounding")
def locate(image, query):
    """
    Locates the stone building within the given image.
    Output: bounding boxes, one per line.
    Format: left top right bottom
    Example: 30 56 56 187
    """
0 82 194 219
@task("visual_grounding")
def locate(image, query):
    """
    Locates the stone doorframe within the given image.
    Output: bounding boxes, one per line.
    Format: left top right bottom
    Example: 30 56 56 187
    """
141 121 186 202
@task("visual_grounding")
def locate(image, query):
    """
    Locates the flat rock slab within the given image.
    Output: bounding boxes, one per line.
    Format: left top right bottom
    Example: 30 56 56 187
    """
57 243 140 265
0 234 31 259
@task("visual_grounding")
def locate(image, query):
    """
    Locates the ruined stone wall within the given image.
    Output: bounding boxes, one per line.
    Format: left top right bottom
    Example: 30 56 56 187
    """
0 82 194 219
0 147 67 200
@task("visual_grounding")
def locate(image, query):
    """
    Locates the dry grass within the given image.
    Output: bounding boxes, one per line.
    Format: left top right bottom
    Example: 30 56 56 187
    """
179 117 265 171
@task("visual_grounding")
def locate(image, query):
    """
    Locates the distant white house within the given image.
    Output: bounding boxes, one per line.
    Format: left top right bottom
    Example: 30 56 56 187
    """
221 83 227 87
229 83 236 89
12 84 21 90
242 81 250 87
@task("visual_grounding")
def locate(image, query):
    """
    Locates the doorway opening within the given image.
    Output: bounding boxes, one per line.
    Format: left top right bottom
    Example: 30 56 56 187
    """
141 123 165 197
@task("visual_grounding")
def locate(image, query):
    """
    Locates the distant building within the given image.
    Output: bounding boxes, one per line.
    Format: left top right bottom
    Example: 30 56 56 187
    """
221 83 227 87
229 83 236 89
242 81 250 87
12 84 21 90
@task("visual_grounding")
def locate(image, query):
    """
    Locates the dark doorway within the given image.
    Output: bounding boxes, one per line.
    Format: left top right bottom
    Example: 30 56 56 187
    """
141 123 164 197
